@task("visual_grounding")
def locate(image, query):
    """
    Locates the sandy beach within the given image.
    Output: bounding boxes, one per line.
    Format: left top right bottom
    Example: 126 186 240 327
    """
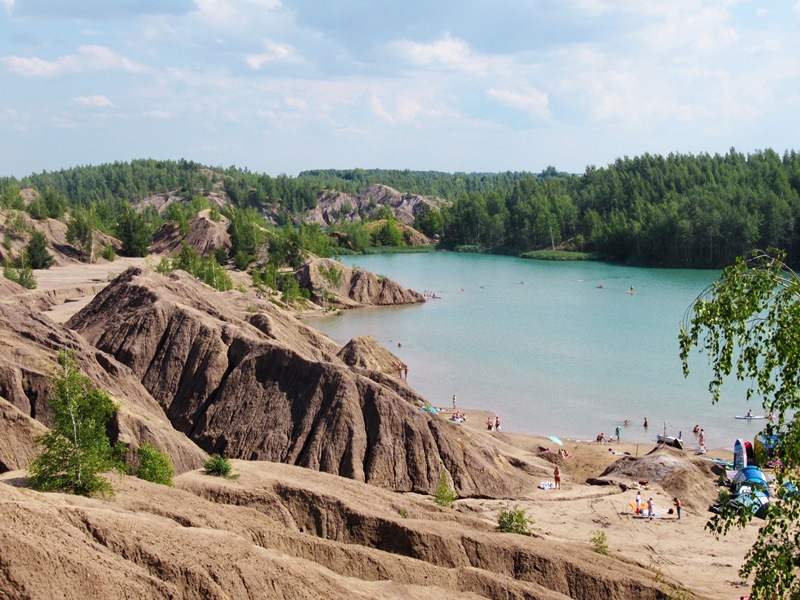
30 261 761 599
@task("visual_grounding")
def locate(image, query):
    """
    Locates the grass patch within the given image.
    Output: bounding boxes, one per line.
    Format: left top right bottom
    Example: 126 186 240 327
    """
520 249 601 261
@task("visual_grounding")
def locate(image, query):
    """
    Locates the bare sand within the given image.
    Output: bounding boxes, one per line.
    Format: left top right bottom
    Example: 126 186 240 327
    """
31 261 759 599
449 408 759 599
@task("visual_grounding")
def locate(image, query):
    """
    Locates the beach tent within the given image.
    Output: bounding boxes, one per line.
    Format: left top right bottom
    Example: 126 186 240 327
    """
732 465 770 497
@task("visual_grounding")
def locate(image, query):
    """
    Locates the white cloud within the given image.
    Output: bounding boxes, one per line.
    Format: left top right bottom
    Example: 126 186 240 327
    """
73 95 113 108
2 46 147 78
486 86 550 120
242 0 281 7
391 34 502 77
245 40 294 69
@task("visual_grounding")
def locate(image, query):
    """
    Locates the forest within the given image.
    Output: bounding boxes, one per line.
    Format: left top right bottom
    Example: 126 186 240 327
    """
1 149 799 269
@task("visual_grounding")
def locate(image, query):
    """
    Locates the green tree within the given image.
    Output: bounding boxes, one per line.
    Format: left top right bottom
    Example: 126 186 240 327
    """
376 219 403 247
28 351 121 496
679 249 800 599
135 443 174 486
1 184 25 210
40 187 68 219
26 231 54 269
116 205 150 257
66 209 95 262
434 469 456 507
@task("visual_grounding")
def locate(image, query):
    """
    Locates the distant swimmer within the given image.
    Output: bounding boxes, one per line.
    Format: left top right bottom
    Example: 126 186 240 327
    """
519 281 525 284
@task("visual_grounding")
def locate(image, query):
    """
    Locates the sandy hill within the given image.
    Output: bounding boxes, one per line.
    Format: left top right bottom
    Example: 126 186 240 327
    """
64 267 540 497
310 184 447 227
0 458 693 600
0 209 120 268
0 258 762 598
149 208 232 257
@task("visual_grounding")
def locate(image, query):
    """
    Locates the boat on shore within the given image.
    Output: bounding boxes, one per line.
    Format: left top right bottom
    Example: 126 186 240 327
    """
656 434 684 449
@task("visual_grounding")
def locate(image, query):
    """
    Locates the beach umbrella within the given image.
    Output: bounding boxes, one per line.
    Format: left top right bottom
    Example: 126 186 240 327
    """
547 436 563 446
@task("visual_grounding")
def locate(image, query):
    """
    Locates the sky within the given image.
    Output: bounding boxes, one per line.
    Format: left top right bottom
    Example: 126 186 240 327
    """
1 0 799 179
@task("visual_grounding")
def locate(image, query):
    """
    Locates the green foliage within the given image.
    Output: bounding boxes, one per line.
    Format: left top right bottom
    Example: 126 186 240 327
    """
167 243 233 291
5 210 29 238
497 505 534 535
318 264 342 288
28 351 121 496
203 454 238 479
66 209 95 262
679 249 800 599
1 184 25 210
6 151 800 269
26 231 54 269
399 508 409 519
101 242 116 262
116 205 152 257
589 530 609 555
209 203 221 222
228 207 265 268
37 188 68 219
375 219 403 247
520 250 599 261
135 443 174 486
214 245 228 265
3 255 36 289
434 469 456 507
413 205 443 238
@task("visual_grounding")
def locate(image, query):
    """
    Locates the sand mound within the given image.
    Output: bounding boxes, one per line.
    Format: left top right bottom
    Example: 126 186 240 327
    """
596 446 718 509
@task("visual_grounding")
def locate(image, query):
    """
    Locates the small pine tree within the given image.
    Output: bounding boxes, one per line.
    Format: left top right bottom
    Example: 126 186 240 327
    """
28 351 121 496
135 443 174 486
434 468 456 507
26 231 54 269
203 454 237 479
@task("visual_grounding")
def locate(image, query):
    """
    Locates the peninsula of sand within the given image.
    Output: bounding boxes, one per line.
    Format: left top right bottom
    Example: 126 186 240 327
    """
0 227 761 599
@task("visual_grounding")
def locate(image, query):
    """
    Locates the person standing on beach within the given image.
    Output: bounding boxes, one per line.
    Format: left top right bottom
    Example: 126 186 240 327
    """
553 465 561 489
647 497 655 521
643 417 648 428
495 415 501 431
635 491 642 514
615 425 621 442
452 394 457 410
673 497 682 520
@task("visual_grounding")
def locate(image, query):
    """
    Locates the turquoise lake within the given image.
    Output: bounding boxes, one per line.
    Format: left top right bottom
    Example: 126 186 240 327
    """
309 252 762 448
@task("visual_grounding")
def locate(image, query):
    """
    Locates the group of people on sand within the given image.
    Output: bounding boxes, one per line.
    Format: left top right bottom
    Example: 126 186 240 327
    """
633 491 682 521
450 411 467 423
486 415 501 431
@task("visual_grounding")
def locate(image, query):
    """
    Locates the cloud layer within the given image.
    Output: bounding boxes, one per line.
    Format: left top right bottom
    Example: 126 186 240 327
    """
1 0 798 177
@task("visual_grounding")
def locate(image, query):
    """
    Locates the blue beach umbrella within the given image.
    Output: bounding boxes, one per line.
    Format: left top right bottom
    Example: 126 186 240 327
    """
547 436 563 446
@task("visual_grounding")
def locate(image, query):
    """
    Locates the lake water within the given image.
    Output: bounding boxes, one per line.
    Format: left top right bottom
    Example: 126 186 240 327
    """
310 252 762 448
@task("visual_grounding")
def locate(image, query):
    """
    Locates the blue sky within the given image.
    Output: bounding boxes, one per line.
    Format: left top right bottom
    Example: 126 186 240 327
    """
1 0 799 178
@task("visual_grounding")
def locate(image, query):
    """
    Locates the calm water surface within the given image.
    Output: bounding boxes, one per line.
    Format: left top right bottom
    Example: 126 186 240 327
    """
310 253 760 448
